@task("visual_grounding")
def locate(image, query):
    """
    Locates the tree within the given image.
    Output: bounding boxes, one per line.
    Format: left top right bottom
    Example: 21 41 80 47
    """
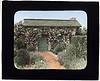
81 27 87 35
75 28 82 35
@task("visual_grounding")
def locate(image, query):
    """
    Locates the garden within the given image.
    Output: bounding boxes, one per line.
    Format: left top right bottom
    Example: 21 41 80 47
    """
14 24 87 69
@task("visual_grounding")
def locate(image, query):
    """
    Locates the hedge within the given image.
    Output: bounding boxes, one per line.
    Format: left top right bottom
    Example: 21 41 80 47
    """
14 49 30 67
71 35 87 58
71 35 87 48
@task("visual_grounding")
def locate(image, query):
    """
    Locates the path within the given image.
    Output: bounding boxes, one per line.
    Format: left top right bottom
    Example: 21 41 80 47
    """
39 52 66 69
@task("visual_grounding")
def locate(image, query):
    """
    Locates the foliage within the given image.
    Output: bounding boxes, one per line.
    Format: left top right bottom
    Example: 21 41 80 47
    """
14 51 47 69
50 49 56 54
14 27 40 50
25 61 47 69
14 25 74 51
76 27 87 36
75 28 82 35
81 27 87 35
15 38 26 49
58 39 87 69
14 48 18 57
14 49 30 67
71 35 87 48
27 46 35 52
55 44 64 54
71 35 87 58
58 51 87 69
30 52 44 64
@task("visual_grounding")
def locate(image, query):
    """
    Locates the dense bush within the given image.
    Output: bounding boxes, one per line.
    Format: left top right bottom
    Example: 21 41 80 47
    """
55 44 64 54
14 49 30 67
71 35 87 58
27 46 35 52
14 49 18 57
81 27 87 35
58 37 87 69
15 38 26 49
58 48 87 69
29 52 47 69
26 60 47 69
75 28 82 35
30 52 44 64
71 35 87 48
14 25 75 51
50 49 56 54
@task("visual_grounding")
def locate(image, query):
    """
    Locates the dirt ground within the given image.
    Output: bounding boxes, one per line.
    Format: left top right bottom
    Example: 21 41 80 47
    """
39 52 66 69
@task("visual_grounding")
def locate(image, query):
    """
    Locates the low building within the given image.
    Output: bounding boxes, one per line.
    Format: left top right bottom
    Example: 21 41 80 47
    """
17 18 82 51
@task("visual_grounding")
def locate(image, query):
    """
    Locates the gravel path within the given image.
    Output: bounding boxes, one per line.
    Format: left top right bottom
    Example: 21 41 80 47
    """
39 52 66 69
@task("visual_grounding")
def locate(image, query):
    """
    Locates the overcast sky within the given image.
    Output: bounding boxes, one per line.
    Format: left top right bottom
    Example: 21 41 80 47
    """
14 11 87 28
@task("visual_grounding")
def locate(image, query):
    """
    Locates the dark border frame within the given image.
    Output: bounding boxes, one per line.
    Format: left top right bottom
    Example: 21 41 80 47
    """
2 1 99 80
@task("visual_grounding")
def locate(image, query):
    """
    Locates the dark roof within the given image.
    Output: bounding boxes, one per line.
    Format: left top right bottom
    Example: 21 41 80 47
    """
20 19 82 27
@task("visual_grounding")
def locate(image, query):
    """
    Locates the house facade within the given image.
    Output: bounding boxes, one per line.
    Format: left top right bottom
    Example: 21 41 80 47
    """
16 18 82 51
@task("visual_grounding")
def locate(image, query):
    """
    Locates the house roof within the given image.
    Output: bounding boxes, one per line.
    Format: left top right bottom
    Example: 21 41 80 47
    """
20 19 82 27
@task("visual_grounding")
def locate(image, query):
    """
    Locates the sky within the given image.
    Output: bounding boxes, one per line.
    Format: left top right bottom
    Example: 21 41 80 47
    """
14 11 87 28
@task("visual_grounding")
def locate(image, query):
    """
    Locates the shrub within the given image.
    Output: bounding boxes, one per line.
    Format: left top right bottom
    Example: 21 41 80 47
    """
14 49 30 67
27 46 35 52
81 27 87 35
27 61 47 69
15 38 26 49
75 28 82 35
71 35 87 58
50 49 56 54
58 44 76 68
30 52 44 64
58 49 87 69
58 37 87 69
55 44 64 54
71 35 87 48
14 49 18 57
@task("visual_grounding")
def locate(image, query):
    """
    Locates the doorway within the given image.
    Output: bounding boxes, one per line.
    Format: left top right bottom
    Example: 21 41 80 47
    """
38 34 48 51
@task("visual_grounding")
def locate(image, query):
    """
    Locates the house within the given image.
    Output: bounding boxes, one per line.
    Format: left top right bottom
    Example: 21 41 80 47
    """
17 18 82 51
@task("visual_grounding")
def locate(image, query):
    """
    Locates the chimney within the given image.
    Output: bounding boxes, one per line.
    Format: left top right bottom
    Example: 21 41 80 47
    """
69 17 76 20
